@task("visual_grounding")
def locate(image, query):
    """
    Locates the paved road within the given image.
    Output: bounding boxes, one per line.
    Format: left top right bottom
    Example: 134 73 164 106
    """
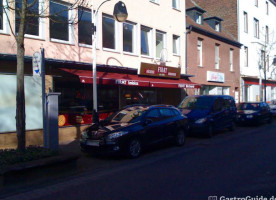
1 120 276 200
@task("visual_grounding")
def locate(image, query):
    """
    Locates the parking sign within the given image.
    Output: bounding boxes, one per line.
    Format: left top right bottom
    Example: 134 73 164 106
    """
33 52 41 76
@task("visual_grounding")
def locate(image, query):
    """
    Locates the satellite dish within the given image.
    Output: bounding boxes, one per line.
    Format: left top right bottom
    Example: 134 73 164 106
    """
160 48 168 65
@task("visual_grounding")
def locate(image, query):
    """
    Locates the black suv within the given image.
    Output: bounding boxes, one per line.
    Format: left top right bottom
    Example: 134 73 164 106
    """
80 105 189 158
178 95 237 137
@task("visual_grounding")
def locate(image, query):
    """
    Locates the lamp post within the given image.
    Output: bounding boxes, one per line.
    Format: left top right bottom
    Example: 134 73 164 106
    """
91 0 128 124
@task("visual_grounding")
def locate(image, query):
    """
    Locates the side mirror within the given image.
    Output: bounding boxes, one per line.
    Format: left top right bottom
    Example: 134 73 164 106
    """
143 118 153 126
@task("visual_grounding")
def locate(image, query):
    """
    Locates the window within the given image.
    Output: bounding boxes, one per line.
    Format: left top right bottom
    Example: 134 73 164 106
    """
156 30 166 58
265 26 269 43
261 50 265 69
215 22 220 32
50 1 73 42
0 0 9 34
102 15 116 50
15 0 41 37
78 8 92 45
243 12 248 33
173 35 180 55
195 13 202 24
215 44 220 69
123 22 136 53
244 46 248 67
141 26 152 56
150 0 159 4
160 108 175 118
0 0 4 31
266 1 269 15
253 18 259 38
197 39 202 66
172 0 180 10
230 49 233 71
145 109 161 122
255 0 258 7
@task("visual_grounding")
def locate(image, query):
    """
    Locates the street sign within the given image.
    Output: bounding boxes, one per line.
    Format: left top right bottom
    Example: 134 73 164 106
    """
33 52 41 76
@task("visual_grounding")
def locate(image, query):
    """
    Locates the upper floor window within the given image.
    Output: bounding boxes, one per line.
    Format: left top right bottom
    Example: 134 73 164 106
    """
215 44 220 69
197 39 203 66
50 1 73 43
195 12 202 24
102 15 118 50
172 0 180 10
173 35 180 55
15 0 42 37
141 26 153 57
150 0 159 4
156 30 166 58
230 49 234 71
215 22 220 32
123 22 136 54
78 8 92 46
243 12 248 33
266 1 269 15
0 0 8 33
244 46 248 67
253 18 259 38
265 26 269 43
255 0 258 7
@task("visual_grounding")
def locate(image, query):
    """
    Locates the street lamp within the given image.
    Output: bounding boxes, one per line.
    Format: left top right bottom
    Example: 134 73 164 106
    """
91 1 128 124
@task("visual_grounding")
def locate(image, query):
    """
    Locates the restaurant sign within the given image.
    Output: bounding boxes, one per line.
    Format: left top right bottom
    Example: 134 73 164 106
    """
140 63 180 79
207 71 225 83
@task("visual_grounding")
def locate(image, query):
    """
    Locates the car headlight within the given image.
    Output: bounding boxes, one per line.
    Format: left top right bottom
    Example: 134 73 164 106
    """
195 118 207 124
81 129 89 139
246 115 253 118
106 131 129 141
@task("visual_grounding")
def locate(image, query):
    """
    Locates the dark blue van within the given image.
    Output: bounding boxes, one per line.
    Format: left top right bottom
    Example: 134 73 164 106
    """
178 95 237 137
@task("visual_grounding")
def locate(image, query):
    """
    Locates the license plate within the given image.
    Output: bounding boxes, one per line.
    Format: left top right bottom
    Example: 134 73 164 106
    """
86 140 100 146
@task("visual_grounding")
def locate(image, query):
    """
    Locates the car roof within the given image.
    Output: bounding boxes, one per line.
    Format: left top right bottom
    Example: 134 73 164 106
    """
123 104 176 109
186 95 234 99
240 102 262 104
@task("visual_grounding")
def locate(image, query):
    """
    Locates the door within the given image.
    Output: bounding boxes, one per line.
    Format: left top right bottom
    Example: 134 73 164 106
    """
142 109 164 145
159 108 178 141
211 98 225 129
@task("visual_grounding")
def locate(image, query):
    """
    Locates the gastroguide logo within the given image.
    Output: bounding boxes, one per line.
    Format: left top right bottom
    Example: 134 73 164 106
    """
208 196 276 200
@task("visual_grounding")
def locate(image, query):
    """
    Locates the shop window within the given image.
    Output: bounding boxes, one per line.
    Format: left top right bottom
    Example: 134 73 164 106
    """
50 1 74 43
156 30 166 58
123 22 136 54
173 35 180 55
102 15 117 50
15 0 43 37
78 8 92 46
141 25 152 56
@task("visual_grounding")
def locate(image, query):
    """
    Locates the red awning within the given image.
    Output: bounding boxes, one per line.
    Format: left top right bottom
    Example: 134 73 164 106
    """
60 69 200 89
244 80 276 87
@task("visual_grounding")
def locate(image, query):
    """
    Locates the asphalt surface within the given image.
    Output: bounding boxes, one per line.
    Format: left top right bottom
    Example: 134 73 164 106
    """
1 120 276 200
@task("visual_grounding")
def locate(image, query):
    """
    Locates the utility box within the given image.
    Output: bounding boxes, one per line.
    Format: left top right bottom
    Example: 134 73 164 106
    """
47 92 60 150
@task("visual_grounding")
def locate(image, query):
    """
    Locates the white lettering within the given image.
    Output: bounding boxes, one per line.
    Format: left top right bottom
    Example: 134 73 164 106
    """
145 69 155 74
168 72 176 76
157 67 168 73
128 81 139 86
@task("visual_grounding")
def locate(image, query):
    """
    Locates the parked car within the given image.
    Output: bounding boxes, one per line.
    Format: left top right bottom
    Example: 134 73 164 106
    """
178 95 237 137
236 102 272 125
80 105 189 158
269 100 276 116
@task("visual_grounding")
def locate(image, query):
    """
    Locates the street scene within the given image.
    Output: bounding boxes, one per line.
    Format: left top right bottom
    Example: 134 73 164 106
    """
1 120 276 200
1 0 276 199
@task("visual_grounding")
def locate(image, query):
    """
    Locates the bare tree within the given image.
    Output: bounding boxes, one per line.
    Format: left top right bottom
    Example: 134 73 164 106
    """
2 0 88 150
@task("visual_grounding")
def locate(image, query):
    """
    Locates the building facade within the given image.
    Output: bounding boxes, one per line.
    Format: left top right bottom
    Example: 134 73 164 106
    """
193 0 276 102
0 0 199 136
185 0 241 102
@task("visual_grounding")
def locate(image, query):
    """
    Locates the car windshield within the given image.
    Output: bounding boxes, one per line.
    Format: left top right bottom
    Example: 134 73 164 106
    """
238 103 260 110
110 106 148 123
178 96 214 110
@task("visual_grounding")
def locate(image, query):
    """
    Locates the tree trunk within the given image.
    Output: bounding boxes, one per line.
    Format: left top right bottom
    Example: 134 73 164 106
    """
16 0 27 151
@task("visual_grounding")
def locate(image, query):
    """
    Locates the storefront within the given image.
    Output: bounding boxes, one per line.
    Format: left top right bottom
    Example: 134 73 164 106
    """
55 63 200 127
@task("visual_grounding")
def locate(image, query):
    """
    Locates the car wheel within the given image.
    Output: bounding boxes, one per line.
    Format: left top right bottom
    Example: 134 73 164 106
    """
127 138 141 158
229 121 235 131
207 124 213 138
175 130 186 146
